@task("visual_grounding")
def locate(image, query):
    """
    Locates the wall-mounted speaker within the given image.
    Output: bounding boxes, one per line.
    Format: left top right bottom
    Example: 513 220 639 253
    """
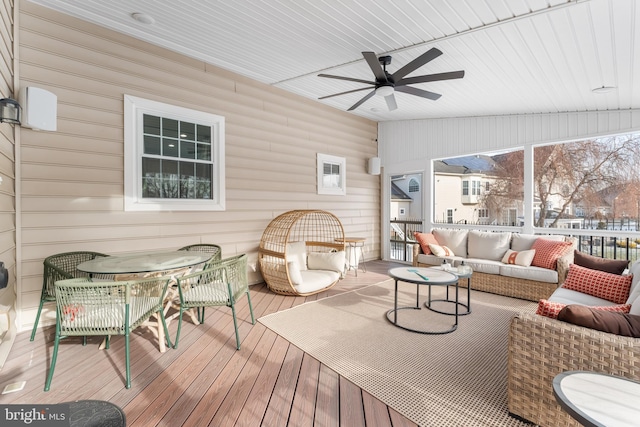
368 157 381 175
19 87 57 131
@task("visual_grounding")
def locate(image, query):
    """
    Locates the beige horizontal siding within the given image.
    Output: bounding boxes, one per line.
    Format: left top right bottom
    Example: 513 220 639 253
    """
17 1 380 330
0 0 17 366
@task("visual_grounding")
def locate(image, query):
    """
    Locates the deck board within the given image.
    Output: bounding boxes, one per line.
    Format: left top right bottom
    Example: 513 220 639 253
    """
1 260 417 426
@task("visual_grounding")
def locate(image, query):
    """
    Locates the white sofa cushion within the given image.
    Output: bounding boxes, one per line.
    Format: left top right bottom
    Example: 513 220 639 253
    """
286 241 307 270
432 229 468 258
499 264 558 283
468 230 511 261
307 251 345 273
294 270 340 294
629 294 640 315
548 287 617 307
287 261 304 286
511 233 565 251
626 259 640 305
464 258 502 275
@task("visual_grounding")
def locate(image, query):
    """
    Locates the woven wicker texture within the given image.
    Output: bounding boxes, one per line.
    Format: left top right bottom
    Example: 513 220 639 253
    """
174 254 254 349
178 243 222 269
508 312 640 426
413 243 562 301
31 251 109 341
259 280 536 426
258 210 345 296
45 276 171 391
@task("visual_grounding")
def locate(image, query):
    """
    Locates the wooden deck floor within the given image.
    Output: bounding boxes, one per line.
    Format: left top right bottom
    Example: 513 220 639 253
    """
1 260 417 427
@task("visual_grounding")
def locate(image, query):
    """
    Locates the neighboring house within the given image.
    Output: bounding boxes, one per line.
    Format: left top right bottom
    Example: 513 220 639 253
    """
390 174 422 220
433 155 499 225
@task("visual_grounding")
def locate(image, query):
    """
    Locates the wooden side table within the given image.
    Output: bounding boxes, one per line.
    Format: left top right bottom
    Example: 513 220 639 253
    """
335 237 366 276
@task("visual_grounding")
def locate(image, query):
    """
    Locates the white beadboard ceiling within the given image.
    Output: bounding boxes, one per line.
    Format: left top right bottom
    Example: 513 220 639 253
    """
27 0 638 122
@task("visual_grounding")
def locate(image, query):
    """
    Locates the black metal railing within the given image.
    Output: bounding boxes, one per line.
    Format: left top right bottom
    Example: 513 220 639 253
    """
390 218 422 262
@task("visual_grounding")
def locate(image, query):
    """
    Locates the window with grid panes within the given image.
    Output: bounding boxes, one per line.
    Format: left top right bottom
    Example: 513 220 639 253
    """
124 95 225 211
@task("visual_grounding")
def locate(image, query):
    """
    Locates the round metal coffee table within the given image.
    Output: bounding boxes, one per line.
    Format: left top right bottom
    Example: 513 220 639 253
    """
386 267 460 334
425 267 473 315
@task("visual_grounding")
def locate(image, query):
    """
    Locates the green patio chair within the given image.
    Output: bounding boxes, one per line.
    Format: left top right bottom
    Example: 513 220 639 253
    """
178 243 222 269
173 253 255 350
30 251 109 342
44 276 172 391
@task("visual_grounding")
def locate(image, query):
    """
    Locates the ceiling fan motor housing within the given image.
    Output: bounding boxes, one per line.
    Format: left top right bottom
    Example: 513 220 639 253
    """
378 55 392 66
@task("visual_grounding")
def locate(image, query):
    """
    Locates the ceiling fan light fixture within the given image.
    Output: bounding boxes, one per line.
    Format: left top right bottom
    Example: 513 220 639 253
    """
375 85 394 97
592 85 616 94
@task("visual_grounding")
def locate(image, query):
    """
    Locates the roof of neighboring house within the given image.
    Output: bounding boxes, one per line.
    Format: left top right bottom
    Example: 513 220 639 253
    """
435 155 497 175
391 182 412 200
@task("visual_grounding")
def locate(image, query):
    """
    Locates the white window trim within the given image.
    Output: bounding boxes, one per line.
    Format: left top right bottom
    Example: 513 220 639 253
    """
124 95 225 211
317 153 346 196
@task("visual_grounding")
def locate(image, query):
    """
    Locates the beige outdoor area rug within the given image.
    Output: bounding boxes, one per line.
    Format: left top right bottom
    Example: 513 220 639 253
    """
259 279 538 427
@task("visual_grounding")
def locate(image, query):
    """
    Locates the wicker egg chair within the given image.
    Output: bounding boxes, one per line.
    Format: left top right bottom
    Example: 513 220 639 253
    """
259 210 345 296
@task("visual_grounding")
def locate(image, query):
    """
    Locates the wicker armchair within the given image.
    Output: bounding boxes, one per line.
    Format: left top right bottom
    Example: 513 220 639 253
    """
44 276 171 391
31 251 109 341
173 254 254 350
508 312 640 426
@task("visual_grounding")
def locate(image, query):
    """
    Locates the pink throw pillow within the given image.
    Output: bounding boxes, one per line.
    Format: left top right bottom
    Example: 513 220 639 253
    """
530 238 572 270
562 264 632 304
414 232 438 255
536 299 631 319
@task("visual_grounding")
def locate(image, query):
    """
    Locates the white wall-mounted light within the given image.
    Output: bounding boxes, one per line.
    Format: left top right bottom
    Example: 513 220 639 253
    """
0 98 21 125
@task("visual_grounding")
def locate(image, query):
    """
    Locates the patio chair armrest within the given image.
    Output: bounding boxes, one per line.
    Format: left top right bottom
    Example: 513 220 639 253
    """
508 311 640 426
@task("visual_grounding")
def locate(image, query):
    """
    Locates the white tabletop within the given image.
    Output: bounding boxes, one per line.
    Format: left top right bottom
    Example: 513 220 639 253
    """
553 371 640 427
77 251 213 274
388 267 458 285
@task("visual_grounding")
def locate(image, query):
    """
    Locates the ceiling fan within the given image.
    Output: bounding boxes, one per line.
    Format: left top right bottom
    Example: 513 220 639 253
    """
318 48 464 111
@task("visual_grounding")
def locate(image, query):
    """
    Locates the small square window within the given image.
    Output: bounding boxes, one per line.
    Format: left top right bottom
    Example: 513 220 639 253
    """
317 153 346 196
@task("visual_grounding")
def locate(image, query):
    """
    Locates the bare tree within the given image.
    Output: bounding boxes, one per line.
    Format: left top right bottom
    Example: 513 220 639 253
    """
481 150 524 225
484 134 640 228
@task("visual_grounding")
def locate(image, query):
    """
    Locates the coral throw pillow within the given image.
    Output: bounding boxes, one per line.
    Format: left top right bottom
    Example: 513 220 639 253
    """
501 249 536 267
428 244 455 257
414 232 438 255
536 299 631 319
562 264 632 304
530 238 572 270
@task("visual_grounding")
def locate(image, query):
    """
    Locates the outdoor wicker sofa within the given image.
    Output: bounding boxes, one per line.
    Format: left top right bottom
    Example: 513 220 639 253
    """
508 312 640 426
412 229 574 301
508 258 640 426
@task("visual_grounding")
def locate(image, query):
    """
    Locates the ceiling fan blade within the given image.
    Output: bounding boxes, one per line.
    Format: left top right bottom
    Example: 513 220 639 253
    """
318 86 374 100
318 74 377 85
385 94 397 111
395 85 441 101
362 51 388 83
392 47 443 81
348 89 376 111
397 70 465 86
